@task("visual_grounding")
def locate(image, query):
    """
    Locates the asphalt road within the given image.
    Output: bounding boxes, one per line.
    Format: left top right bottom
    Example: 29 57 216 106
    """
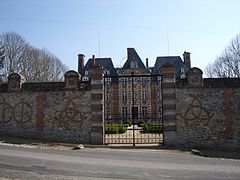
0 144 239 180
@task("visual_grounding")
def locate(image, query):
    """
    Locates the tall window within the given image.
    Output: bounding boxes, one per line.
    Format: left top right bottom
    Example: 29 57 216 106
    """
106 91 111 102
122 91 128 100
141 107 148 118
106 108 111 119
158 106 162 118
121 77 128 85
157 76 161 85
141 91 147 101
158 90 162 102
105 78 111 86
142 77 148 85
122 107 128 118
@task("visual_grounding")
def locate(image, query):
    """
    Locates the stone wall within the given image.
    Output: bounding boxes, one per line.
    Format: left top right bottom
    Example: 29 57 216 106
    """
0 68 104 144
176 86 240 150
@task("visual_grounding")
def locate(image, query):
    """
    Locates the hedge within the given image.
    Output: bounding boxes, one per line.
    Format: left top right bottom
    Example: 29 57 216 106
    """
105 124 128 134
142 123 163 133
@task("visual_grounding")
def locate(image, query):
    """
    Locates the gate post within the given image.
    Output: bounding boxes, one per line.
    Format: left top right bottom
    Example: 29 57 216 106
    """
90 64 105 145
160 65 177 146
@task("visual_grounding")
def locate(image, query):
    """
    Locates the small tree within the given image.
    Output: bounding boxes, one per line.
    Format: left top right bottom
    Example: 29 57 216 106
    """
205 34 240 78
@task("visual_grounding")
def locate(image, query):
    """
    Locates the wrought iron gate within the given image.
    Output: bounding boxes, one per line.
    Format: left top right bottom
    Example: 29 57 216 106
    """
104 74 163 145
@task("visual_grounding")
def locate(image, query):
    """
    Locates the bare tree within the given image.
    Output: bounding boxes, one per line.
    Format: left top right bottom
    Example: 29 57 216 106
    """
205 34 240 78
0 32 68 82
0 45 5 82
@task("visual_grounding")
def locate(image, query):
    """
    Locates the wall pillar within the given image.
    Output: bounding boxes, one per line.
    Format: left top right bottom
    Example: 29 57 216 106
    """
8 73 25 92
90 65 105 145
160 65 177 146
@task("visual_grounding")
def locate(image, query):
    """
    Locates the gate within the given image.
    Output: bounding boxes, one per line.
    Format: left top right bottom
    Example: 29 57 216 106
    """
104 74 163 145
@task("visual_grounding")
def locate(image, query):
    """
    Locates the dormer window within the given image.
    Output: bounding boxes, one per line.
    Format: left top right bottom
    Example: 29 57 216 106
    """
130 61 138 69
180 68 185 73
82 76 89 81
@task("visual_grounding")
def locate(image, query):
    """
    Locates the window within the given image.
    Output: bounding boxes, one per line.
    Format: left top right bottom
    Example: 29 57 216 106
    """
141 91 147 101
180 74 186 79
85 71 88 76
106 91 111 102
180 68 185 73
105 78 111 86
122 91 128 101
130 61 138 69
142 77 148 85
106 108 111 119
122 107 128 118
121 77 128 85
157 76 161 85
141 107 148 118
158 106 162 118
82 76 89 81
158 90 162 102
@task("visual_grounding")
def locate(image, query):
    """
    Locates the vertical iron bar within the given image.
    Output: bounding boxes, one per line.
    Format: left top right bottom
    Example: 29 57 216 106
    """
131 72 135 146
160 75 164 145
103 75 106 144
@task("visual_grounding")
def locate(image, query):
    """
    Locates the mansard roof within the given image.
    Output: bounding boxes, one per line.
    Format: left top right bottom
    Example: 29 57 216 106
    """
153 56 188 78
83 57 117 76
122 48 147 69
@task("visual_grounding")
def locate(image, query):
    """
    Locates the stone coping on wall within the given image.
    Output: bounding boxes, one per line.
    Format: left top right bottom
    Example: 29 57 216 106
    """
0 81 91 92
177 78 240 88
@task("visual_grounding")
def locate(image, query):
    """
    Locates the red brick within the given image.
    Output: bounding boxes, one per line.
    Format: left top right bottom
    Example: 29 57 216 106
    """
36 92 45 137
91 104 103 111
162 83 176 88
164 125 176 131
91 126 103 132
161 73 175 78
91 84 103 89
224 89 234 139
91 93 103 99
163 115 176 121
162 94 176 99
163 104 176 110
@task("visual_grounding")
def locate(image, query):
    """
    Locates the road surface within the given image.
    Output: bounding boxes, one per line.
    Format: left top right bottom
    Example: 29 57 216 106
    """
0 144 239 179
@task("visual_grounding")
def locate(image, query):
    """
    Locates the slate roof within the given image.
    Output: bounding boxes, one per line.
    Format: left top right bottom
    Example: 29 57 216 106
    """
152 56 188 78
82 58 117 76
122 48 147 69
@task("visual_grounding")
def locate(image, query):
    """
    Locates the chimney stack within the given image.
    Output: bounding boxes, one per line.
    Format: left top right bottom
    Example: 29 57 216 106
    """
92 55 96 66
146 58 149 68
183 51 191 69
78 54 85 75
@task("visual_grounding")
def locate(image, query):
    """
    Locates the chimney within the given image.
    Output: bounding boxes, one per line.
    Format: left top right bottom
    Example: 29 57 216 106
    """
92 55 96 66
183 51 191 69
146 58 149 68
78 54 85 74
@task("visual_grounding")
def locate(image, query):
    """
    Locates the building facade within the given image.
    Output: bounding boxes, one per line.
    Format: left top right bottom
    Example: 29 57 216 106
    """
79 48 190 124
